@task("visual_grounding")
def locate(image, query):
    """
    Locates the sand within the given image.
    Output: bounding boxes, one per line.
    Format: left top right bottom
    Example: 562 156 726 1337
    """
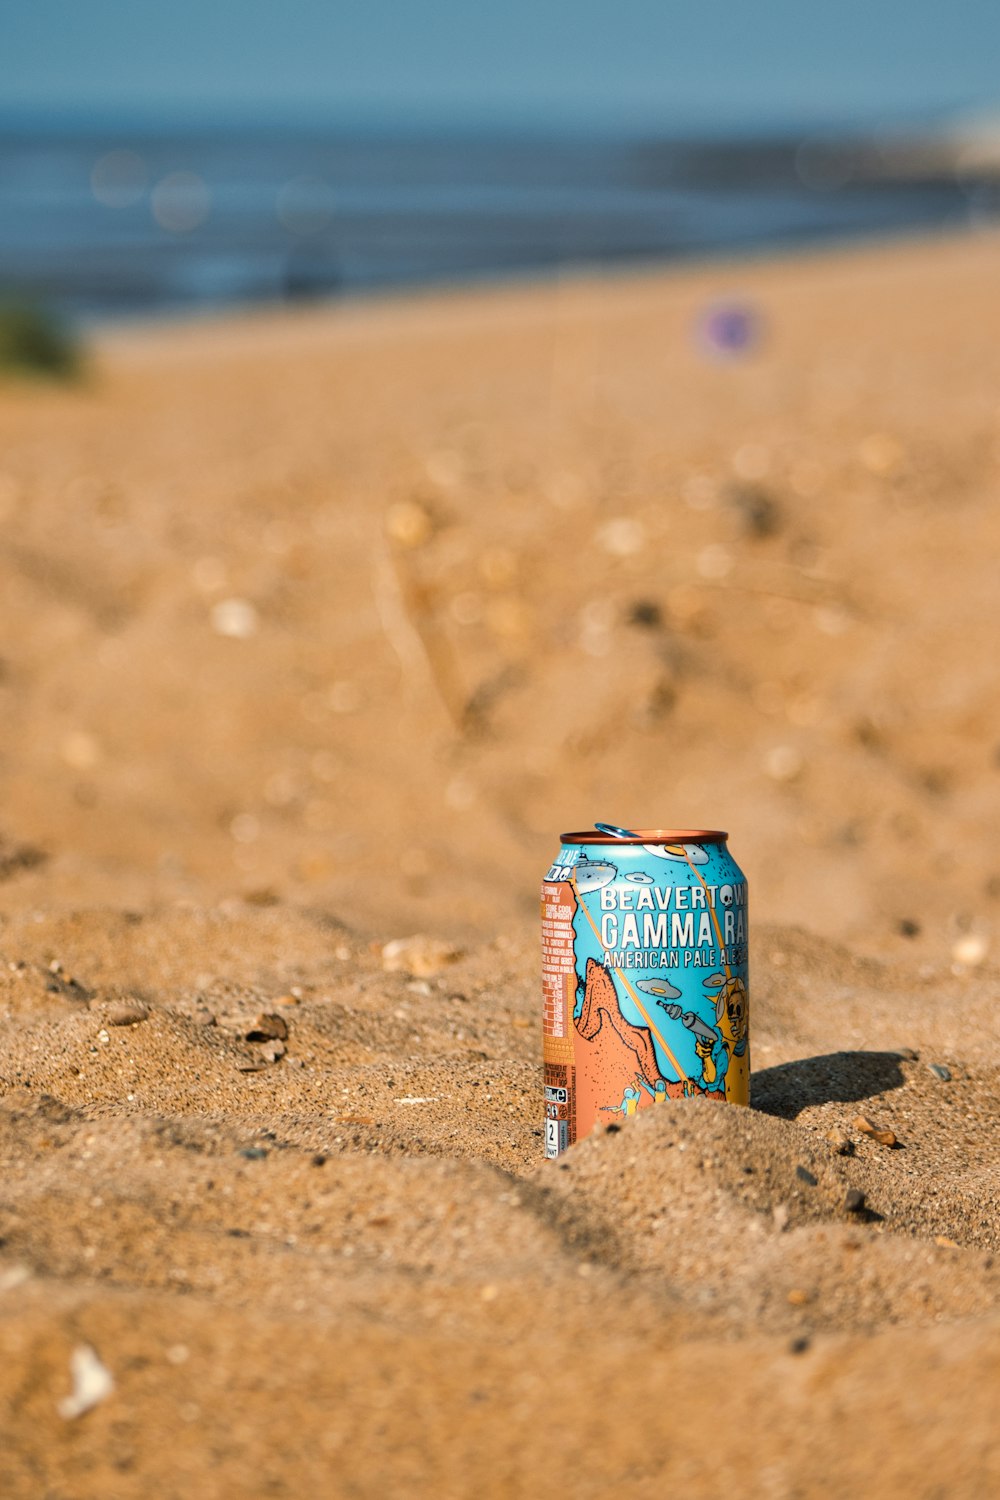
0 230 999 1497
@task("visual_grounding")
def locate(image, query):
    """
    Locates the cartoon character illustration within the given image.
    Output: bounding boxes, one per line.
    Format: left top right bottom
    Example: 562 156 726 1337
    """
637 978 729 1094
702 972 749 1100
636 1071 703 1101
693 1028 730 1092
601 1085 641 1117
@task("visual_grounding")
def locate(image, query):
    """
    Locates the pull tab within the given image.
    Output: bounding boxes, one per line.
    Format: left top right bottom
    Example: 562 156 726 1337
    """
593 822 637 839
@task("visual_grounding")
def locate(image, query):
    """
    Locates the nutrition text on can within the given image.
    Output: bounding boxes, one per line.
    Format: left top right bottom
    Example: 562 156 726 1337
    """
542 826 749 1159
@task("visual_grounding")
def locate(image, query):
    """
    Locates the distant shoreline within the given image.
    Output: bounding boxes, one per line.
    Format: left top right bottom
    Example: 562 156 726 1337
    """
1 122 988 323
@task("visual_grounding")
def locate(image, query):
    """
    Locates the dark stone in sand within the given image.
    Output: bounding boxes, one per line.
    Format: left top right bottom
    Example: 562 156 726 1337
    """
246 1013 289 1042
627 599 663 629
728 482 782 539
844 1188 866 1213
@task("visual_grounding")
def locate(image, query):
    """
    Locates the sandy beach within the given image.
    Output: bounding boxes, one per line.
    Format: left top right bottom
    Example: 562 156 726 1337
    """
1 230 999 1496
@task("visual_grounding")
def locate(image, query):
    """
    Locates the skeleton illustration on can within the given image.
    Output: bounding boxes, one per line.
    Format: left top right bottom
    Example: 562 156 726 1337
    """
541 826 749 1158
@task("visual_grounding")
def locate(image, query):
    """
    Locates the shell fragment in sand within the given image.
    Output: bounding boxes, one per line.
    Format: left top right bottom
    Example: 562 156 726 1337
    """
852 1114 899 1148
58 1345 114 1420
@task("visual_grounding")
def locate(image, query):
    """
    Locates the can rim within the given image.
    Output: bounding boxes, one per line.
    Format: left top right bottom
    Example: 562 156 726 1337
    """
559 828 728 845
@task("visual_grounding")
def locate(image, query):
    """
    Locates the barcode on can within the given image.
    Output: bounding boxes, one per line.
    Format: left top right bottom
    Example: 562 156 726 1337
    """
544 1118 568 1159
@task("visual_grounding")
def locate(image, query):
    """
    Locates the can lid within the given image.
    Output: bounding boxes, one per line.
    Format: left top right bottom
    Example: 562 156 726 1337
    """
560 827 728 845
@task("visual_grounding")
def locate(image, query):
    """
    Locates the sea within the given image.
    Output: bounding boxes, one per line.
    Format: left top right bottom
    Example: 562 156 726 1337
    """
0 117 987 322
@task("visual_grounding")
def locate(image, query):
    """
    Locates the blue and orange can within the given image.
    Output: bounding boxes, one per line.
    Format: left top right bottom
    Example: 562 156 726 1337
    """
541 825 749 1158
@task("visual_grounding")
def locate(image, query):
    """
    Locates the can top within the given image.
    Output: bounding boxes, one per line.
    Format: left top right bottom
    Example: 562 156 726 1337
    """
559 827 728 846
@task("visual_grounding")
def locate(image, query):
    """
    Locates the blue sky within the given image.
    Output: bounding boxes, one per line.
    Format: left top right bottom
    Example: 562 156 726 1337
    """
4 0 1000 130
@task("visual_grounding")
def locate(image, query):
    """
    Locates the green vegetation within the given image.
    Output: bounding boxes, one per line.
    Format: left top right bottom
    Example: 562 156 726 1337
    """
0 298 81 380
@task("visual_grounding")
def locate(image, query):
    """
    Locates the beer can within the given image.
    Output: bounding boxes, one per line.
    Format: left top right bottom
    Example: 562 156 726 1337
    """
541 826 749 1159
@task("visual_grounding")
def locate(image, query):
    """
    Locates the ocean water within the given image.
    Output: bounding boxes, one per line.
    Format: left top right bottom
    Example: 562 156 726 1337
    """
0 122 981 321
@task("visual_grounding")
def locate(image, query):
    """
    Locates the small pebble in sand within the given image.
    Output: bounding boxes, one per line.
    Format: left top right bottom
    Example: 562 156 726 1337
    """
825 1128 853 1155
934 1236 960 1250
927 1063 951 1082
843 1188 866 1214
795 1165 818 1186
381 935 461 977
786 1289 812 1306
106 1002 148 1027
595 517 645 557
772 1204 790 1232
57 1345 114 1420
386 499 432 548
210 598 258 639
261 1040 286 1062
239 1147 268 1160
628 599 662 630
951 933 988 968
764 745 803 783
245 1013 289 1043
853 1114 898 1148
728 482 782 539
